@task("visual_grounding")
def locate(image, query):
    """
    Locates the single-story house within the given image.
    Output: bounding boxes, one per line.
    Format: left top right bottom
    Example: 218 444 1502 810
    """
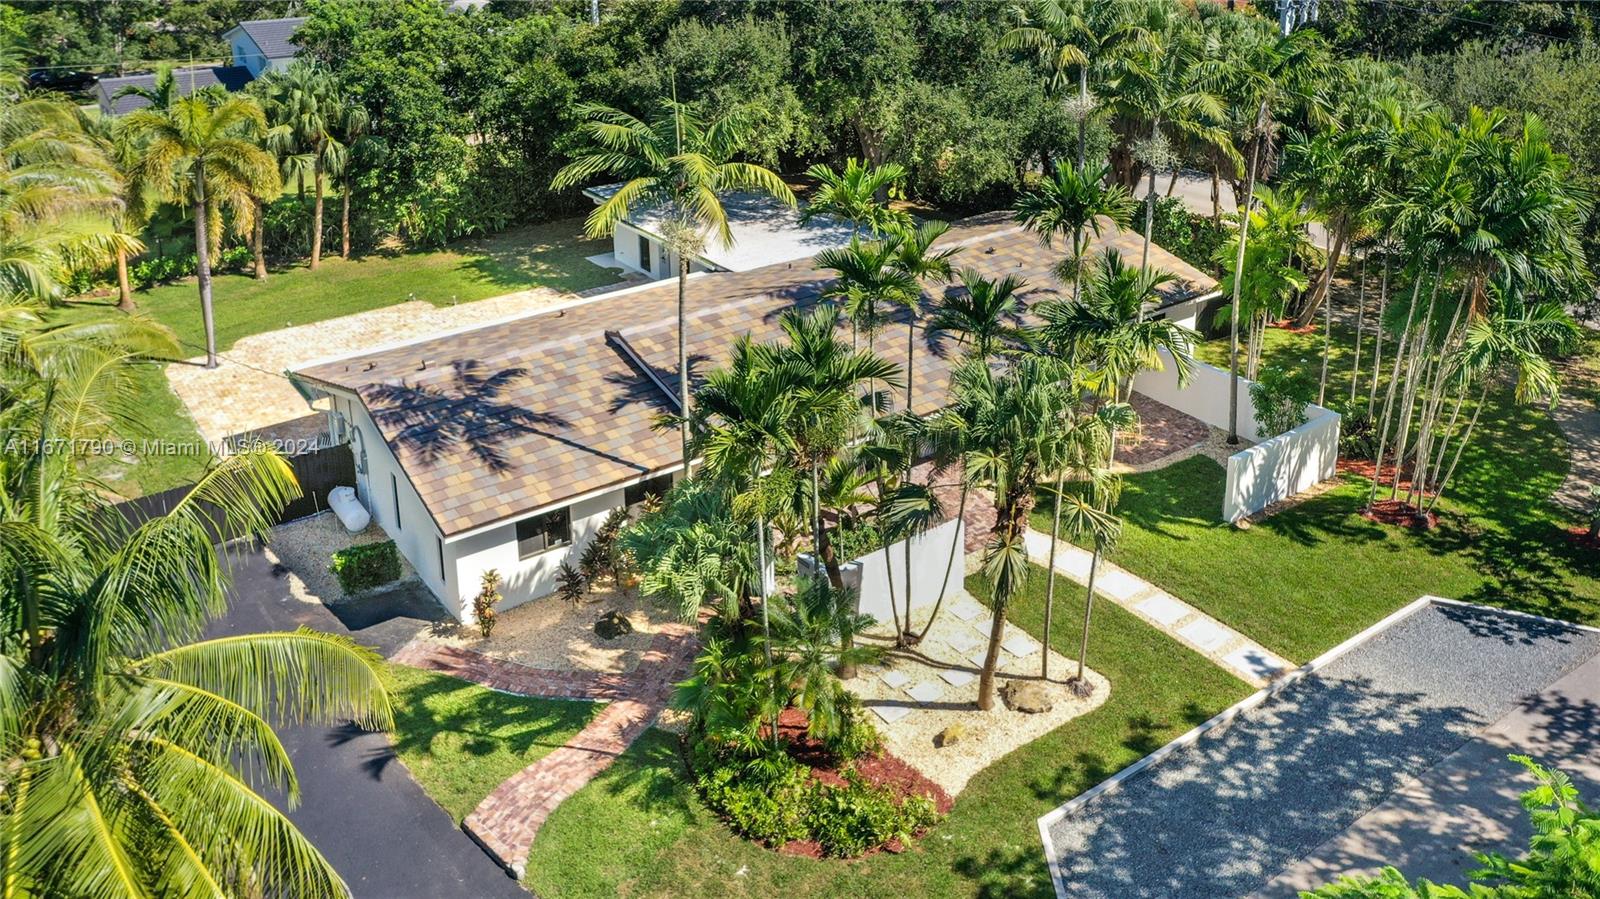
221 17 308 78
95 16 304 115
289 211 1218 623
584 184 859 280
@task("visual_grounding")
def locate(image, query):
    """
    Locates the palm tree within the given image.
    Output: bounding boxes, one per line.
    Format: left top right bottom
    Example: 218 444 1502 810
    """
1012 160 1136 300
0 300 391 895
815 236 917 358
927 355 1074 710
1002 0 1155 169
552 99 795 466
1048 424 1123 691
1 91 134 304
121 93 281 368
260 62 367 270
927 269 1030 360
800 158 911 237
1214 187 1317 380
885 220 958 414
768 577 881 742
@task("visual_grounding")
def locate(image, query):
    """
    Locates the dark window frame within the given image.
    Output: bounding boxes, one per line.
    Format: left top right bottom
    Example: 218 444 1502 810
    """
391 474 401 530
515 507 571 559
625 473 673 508
638 233 651 274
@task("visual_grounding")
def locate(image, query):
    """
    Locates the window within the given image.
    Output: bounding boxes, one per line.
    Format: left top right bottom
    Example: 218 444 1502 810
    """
391 474 401 530
437 536 446 583
516 507 571 559
638 233 652 274
625 473 673 508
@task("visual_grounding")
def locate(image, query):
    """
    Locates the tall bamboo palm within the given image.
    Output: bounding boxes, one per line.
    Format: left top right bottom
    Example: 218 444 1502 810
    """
927 355 1074 710
121 93 281 368
799 158 911 237
260 62 367 270
552 99 795 467
1012 160 1136 301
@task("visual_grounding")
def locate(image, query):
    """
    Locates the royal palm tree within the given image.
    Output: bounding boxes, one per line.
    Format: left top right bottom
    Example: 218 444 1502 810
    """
928 355 1074 710
800 158 911 237
1012 160 1136 300
552 99 795 466
121 93 281 368
260 62 367 270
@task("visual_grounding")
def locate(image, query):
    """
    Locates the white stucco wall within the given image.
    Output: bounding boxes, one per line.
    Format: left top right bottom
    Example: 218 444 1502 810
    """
1132 347 1340 522
448 489 623 623
799 518 966 627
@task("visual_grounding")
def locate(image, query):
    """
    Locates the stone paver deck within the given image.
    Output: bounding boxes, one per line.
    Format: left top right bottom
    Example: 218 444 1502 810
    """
392 627 698 878
1023 528 1292 686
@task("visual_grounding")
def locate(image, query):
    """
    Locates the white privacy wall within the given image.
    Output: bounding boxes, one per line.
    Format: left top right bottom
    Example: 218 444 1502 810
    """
800 518 966 627
1132 348 1340 523
448 489 623 622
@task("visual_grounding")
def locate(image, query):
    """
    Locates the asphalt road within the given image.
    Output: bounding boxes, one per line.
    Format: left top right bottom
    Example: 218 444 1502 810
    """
207 546 530 899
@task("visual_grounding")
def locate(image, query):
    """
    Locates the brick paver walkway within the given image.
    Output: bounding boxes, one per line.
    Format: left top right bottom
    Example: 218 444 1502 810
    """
391 627 699 878
1022 528 1292 686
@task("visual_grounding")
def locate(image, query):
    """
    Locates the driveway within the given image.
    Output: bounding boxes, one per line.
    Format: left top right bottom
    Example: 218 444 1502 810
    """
206 546 530 899
1040 600 1600 898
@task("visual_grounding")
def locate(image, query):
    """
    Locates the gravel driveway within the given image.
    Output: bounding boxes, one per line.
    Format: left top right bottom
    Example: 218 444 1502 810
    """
1043 601 1600 899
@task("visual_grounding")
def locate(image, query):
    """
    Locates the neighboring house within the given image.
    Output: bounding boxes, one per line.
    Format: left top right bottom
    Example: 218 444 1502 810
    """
93 16 305 115
221 17 308 78
585 184 859 279
289 211 1219 623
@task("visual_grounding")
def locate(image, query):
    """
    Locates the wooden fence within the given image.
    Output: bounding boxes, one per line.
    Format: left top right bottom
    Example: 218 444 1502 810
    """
111 443 356 539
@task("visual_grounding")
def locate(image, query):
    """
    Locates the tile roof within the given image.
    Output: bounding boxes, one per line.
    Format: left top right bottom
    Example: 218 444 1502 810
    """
294 213 1217 537
233 17 307 60
95 65 253 116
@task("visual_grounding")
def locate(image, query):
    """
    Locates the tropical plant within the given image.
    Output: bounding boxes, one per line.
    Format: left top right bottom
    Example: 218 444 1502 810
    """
622 478 753 624
767 576 881 742
1214 186 1319 380
926 355 1076 709
260 61 368 270
552 99 795 466
475 568 503 636
1013 160 1136 297
885 220 959 414
800 158 911 237
927 269 1031 360
120 92 281 368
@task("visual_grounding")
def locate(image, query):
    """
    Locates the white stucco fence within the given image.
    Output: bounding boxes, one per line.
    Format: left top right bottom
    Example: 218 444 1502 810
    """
798 518 966 626
1133 348 1340 522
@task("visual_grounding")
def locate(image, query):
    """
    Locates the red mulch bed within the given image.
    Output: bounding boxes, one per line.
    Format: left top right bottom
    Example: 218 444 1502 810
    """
765 708 953 860
1268 318 1318 335
1338 458 1416 493
1361 499 1438 530
1567 527 1600 551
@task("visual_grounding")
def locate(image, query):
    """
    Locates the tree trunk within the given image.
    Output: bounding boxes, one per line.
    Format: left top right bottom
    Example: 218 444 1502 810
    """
1367 254 1390 416
115 245 134 311
252 197 268 280
1317 259 1334 407
1425 380 1489 512
1348 252 1368 405
976 588 1007 711
677 258 691 468
1076 67 1088 171
1210 168 1221 223
1297 224 1347 326
193 165 218 369
341 175 352 259
1165 167 1180 198
1072 543 1101 691
1042 468 1065 680
1227 127 1263 445
1139 119 1160 276
915 475 968 642
311 152 325 269
1367 272 1423 510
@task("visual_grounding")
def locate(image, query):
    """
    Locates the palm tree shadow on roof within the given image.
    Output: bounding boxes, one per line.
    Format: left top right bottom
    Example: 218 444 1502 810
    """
367 360 569 474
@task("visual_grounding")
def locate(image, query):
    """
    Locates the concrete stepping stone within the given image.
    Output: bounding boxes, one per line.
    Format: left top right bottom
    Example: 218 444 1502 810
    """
1093 567 1147 602
1177 618 1232 653
1223 645 1291 681
966 650 990 669
945 630 982 654
1136 592 1191 627
880 669 911 689
938 668 975 687
906 681 945 704
1002 633 1040 657
951 598 987 621
870 704 911 724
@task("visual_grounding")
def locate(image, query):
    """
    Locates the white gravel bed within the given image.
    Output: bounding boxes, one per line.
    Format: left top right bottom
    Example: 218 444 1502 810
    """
848 596 1109 797
266 511 417 604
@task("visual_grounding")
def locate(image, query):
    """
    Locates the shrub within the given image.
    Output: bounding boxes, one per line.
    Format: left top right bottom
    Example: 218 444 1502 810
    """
1151 196 1228 273
822 692 882 762
1250 368 1314 438
555 562 586 604
473 569 501 638
802 769 941 858
329 540 401 594
696 754 810 846
579 508 630 588
828 520 883 565
1337 407 1379 461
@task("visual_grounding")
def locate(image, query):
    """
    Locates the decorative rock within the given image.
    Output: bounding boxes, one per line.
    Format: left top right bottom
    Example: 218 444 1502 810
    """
594 611 634 640
1000 680 1053 714
934 723 966 748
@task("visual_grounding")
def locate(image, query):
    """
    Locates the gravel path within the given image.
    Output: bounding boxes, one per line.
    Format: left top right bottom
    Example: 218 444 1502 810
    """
1044 602 1600 899
1551 353 1600 512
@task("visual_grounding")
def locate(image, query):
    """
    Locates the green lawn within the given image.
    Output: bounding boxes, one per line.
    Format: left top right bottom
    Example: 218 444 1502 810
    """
97 218 621 356
85 362 213 498
507 568 1247 898
1029 325 1600 663
384 664 599 824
